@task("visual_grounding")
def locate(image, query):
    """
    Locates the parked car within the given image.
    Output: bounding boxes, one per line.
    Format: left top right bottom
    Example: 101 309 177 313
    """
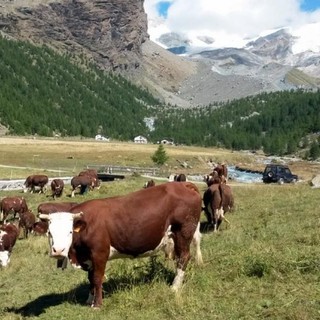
262 164 298 184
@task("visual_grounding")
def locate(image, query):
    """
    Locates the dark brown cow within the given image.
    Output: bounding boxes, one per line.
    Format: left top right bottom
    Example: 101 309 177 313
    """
143 179 156 188
19 210 36 239
174 173 187 182
40 182 203 308
0 223 19 267
51 179 65 199
203 182 234 231
70 175 96 197
78 169 100 189
24 174 49 194
37 202 78 216
0 196 28 222
32 221 49 236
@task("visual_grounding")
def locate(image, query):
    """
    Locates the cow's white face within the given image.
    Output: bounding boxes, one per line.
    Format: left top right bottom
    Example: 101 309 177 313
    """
0 250 10 267
45 212 75 259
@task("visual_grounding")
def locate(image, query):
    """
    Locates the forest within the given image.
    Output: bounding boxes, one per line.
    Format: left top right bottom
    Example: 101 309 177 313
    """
1 35 320 157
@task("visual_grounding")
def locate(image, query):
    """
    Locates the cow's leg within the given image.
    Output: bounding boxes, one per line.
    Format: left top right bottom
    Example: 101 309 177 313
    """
191 222 203 265
171 226 193 292
213 209 221 232
87 251 109 308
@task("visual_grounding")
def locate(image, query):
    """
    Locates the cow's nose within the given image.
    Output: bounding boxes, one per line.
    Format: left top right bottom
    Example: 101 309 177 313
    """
52 247 66 256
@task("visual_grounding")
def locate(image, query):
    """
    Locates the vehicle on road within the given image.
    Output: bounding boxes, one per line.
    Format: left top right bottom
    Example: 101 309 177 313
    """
262 164 298 184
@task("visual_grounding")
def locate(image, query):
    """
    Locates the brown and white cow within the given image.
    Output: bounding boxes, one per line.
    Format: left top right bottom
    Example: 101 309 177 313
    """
0 196 28 222
51 179 65 199
0 223 19 267
24 174 49 194
70 175 96 197
203 182 234 231
174 173 187 182
143 179 156 188
40 182 203 308
213 164 228 182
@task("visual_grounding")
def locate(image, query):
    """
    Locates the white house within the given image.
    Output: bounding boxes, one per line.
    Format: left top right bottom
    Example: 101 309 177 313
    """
134 135 148 144
95 134 109 141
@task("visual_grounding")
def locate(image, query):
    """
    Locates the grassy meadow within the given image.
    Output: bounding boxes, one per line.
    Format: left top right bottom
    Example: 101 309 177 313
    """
0 137 319 319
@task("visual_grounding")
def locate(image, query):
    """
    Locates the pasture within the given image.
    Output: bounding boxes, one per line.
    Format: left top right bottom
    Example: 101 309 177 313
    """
0 138 319 319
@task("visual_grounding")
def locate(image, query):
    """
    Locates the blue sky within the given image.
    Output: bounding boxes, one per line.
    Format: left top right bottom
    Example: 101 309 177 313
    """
145 0 320 52
300 0 320 11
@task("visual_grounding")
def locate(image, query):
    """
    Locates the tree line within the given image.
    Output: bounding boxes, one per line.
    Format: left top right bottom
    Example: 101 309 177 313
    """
0 35 320 158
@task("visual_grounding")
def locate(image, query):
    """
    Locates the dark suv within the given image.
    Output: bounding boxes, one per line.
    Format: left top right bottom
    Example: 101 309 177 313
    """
262 164 298 184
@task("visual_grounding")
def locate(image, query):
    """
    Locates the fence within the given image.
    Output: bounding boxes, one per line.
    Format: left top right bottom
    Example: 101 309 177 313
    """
85 164 160 176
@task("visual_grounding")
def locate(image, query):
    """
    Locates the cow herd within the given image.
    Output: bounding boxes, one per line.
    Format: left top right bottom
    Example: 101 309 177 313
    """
0 164 234 308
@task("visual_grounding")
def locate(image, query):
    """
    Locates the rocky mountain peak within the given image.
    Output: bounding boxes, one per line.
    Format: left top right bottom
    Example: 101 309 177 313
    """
0 0 149 71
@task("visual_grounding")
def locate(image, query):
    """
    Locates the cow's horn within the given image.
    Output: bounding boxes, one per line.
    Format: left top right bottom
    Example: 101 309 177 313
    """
38 213 50 220
72 212 83 219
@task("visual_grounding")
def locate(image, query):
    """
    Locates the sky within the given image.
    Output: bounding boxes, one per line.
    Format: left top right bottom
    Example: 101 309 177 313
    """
144 0 320 53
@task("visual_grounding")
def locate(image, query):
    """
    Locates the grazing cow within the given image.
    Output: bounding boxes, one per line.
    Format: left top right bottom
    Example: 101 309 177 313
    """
143 179 156 188
0 196 28 222
78 169 101 189
32 221 49 236
203 183 234 231
19 210 36 239
70 175 96 197
37 202 78 218
24 174 49 194
174 174 187 182
51 179 65 199
0 223 19 267
39 182 203 308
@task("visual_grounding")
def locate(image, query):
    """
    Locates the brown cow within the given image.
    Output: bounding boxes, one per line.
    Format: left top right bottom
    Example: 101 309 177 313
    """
51 179 65 199
40 181 203 308
24 174 49 194
37 202 78 216
78 169 101 189
32 221 49 236
143 179 156 188
70 175 96 197
213 164 228 182
19 210 36 239
203 182 234 231
0 223 19 267
0 196 28 222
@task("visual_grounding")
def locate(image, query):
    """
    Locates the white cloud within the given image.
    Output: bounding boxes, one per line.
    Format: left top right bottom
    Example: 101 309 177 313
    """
144 0 320 51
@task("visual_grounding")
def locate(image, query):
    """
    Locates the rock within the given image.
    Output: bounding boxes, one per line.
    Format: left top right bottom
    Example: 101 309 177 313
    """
310 174 320 188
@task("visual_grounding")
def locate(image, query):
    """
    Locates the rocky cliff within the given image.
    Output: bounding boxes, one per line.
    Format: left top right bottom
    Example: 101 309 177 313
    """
0 0 148 71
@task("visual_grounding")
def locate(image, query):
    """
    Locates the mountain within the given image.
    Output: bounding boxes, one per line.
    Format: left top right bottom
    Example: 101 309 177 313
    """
0 0 319 108
154 27 320 106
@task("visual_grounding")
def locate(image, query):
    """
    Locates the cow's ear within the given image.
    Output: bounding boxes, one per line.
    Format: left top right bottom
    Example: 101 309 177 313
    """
73 219 86 233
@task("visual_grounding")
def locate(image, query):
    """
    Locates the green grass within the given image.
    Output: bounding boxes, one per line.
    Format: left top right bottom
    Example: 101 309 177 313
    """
0 139 319 319
1 180 320 319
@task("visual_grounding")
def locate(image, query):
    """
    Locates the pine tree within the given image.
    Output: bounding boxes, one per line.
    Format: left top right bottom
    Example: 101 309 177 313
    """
151 144 169 166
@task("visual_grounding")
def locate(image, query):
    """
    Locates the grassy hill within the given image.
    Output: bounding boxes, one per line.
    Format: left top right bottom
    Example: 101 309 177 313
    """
1 35 320 157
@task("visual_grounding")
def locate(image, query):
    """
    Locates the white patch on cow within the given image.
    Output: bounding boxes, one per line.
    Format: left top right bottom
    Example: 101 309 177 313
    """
46 212 74 258
0 250 10 267
171 268 185 292
192 222 203 265
108 226 174 260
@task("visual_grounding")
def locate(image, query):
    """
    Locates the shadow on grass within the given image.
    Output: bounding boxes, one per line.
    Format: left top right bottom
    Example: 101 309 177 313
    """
5 258 175 317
